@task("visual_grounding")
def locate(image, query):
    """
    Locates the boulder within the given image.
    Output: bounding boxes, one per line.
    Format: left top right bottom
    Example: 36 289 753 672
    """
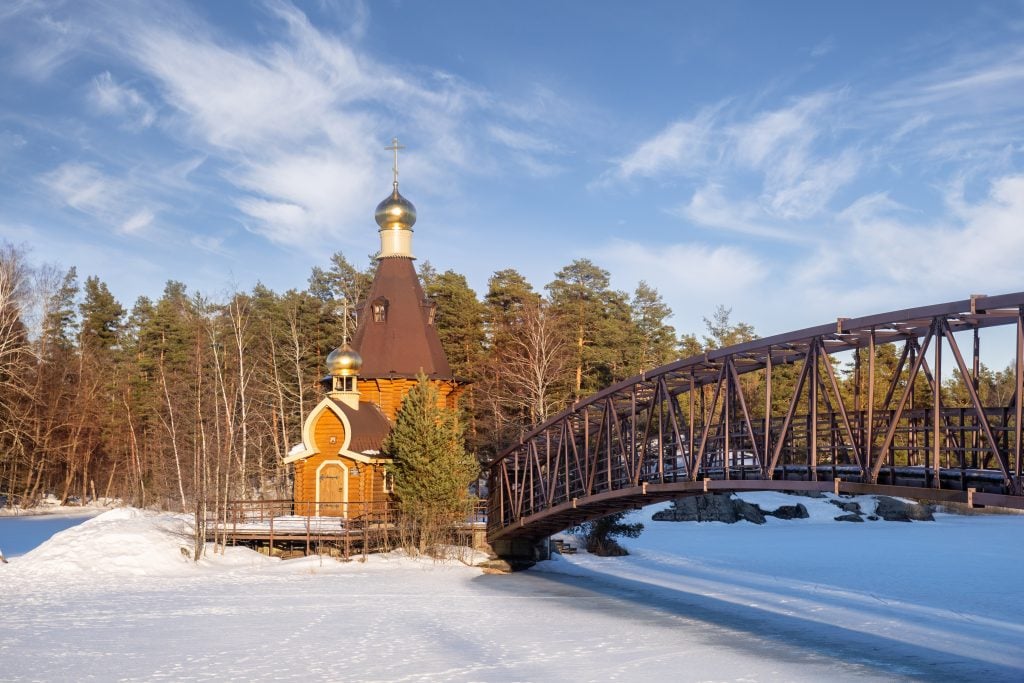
767 503 809 520
652 494 765 523
834 513 864 522
829 499 862 514
874 496 934 522
664 494 737 522
735 499 767 525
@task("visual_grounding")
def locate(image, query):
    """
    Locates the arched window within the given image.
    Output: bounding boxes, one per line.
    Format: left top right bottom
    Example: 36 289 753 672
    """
372 297 388 323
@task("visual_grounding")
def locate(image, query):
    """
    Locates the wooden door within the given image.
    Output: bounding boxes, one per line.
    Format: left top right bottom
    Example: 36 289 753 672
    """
318 464 346 516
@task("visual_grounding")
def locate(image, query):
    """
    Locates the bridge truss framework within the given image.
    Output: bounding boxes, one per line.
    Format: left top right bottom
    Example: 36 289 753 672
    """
488 293 1024 543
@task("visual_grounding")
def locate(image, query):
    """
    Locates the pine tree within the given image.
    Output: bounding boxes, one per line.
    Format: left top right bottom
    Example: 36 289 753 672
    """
40 266 79 357
574 511 643 556
383 372 478 553
421 269 485 381
628 281 677 373
80 276 125 352
702 305 756 350
546 259 632 400
307 251 373 341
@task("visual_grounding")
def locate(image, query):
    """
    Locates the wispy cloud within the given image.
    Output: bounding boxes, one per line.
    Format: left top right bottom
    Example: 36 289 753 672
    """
40 162 157 235
595 108 719 188
88 71 155 129
675 184 800 241
784 174 1024 316
49 1 573 249
810 36 836 58
731 93 832 169
488 125 565 177
588 238 768 308
600 91 861 235
8 11 84 81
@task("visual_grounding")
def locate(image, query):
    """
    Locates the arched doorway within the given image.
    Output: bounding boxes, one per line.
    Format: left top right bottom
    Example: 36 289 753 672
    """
317 462 347 516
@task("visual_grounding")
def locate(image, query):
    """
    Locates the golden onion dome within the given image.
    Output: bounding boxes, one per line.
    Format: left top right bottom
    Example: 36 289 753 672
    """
326 344 363 377
374 186 417 231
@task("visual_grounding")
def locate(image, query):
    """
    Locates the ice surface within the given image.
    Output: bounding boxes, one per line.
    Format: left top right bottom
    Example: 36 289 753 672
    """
0 510 100 558
1 495 1022 681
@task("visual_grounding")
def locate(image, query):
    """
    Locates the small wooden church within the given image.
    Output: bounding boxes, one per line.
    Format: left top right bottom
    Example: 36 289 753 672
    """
282 141 463 517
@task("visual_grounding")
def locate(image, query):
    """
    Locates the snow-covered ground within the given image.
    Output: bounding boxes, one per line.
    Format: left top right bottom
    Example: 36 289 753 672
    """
1 494 1022 681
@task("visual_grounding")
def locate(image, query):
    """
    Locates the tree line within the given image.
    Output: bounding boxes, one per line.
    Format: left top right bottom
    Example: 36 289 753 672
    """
0 243 698 510
0 242 1015 510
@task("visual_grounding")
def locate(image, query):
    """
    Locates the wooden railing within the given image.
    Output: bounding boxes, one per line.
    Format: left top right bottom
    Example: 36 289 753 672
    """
208 498 487 557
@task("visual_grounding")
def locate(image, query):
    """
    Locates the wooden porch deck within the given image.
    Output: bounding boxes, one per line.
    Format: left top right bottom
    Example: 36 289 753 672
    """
206 499 487 558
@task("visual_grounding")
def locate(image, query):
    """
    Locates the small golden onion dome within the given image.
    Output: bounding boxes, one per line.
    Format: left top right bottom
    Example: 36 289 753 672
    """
374 187 417 231
326 344 362 377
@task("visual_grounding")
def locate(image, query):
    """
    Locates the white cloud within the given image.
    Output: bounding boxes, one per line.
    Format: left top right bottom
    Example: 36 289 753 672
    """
43 163 111 213
604 91 861 235
731 94 830 169
676 184 798 241
789 174 1024 311
587 238 768 325
600 109 719 186
88 71 155 129
190 234 225 254
232 151 376 247
10 13 82 81
488 125 565 177
78 1 539 249
40 162 158 236
889 113 932 142
764 148 861 220
120 208 154 234
875 45 1024 125
488 125 560 154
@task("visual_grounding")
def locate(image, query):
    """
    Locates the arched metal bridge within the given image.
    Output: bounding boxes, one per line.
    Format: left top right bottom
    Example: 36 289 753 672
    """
487 292 1024 545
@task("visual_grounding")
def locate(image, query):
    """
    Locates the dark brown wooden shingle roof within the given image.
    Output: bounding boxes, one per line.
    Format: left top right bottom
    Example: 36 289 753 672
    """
351 257 452 380
329 398 392 454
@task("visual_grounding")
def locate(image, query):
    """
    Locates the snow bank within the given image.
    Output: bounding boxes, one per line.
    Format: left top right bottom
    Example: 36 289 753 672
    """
7 508 198 579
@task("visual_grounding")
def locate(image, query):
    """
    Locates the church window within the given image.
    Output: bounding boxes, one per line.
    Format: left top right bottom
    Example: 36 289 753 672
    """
426 301 437 326
372 298 388 323
332 376 356 392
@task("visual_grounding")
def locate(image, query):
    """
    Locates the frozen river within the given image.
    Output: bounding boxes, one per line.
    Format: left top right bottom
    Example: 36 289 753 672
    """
2 495 1022 681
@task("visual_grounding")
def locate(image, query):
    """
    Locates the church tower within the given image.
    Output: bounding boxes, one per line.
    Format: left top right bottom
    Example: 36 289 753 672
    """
351 138 462 419
284 138 464 517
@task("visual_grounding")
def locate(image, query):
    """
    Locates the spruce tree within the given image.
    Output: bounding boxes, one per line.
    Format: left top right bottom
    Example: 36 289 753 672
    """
546 259 632 399
383 372 478 552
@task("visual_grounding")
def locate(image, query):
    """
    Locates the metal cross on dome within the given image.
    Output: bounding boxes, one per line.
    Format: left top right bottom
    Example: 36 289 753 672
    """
385 137 405 188
340 298 350 346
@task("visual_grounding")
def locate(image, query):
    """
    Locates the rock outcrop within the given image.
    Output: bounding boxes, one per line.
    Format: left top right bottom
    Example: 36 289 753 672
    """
652 493 933 524
651 494 806 524
874 496 935 522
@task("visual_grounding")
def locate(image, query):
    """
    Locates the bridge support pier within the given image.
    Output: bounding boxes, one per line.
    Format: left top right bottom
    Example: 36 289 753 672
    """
491 537 551 569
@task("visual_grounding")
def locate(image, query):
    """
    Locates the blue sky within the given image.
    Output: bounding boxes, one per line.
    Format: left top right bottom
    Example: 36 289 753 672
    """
2 0 1024 342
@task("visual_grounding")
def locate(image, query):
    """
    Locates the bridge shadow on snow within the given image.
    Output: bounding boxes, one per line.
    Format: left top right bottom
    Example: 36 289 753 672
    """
473 561 1023 682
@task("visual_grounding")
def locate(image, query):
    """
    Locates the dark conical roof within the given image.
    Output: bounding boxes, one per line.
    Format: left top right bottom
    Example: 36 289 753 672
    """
351 257 452 379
